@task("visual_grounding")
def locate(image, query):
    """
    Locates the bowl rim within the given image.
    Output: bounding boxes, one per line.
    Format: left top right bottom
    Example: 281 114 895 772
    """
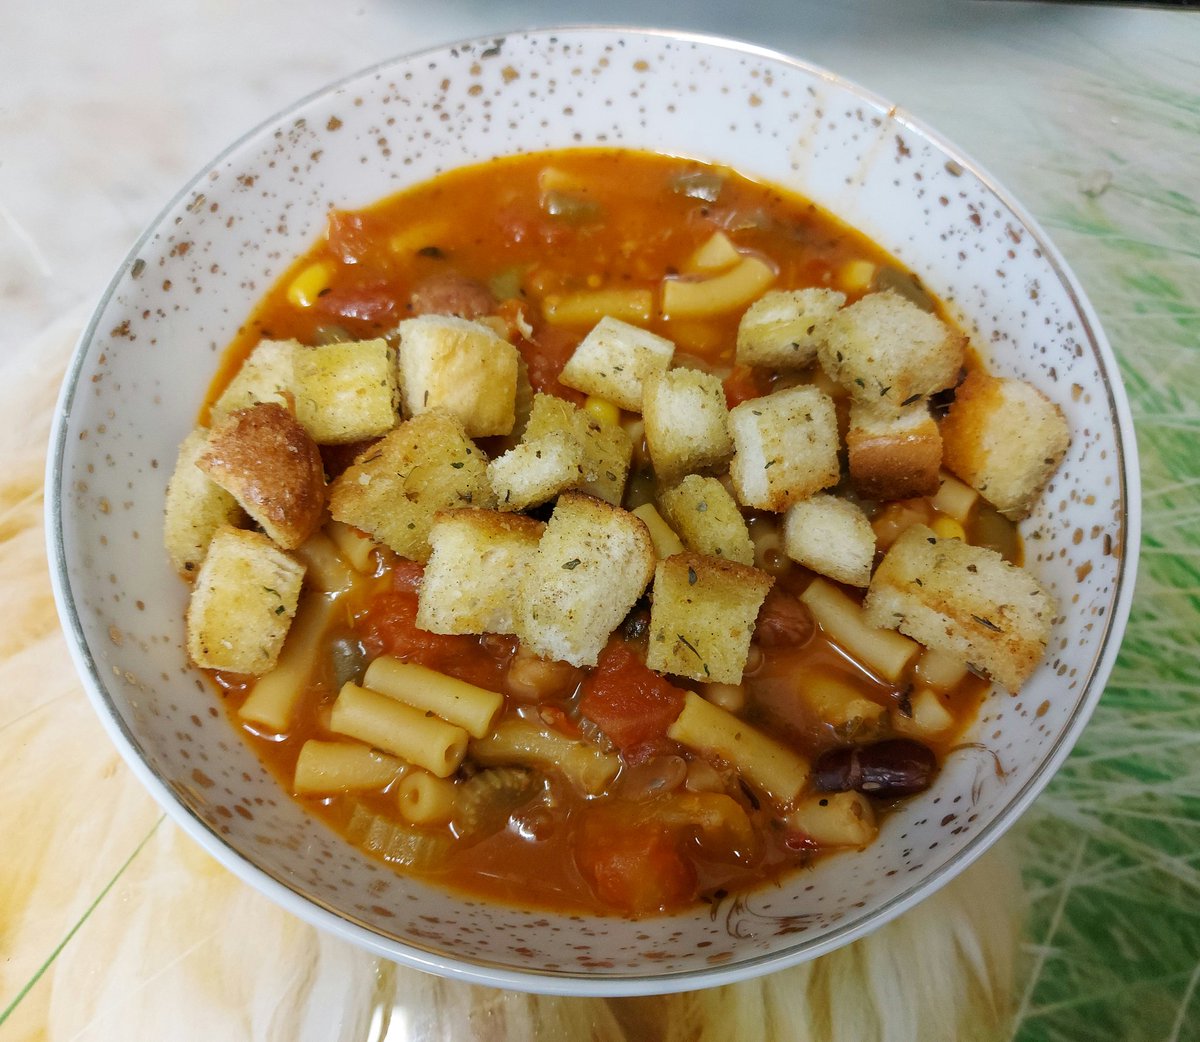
45 23 1141 996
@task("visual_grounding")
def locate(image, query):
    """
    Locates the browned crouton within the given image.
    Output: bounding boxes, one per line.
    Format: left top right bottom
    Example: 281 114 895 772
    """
163 428 245 576
487 431 585 511
782 493 876 587
558 316 675 411
209 339 297 420
293 338 399 444
642 367 733 484
847 399 943 501
736 288 846 369
657 474 754 566
522 392 632 505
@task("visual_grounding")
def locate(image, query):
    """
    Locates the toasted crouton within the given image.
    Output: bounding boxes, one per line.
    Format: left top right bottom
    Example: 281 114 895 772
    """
186 525 306 674
863 524 1056 693
657 475 754 566
293 338 399 444
515 492 655 667
847 399 943 500
783 493 876 587
645 553 774 684
163 428 245 577
736 288 846 369
940 368 1070 520
328 411 495 562
729 385 840 511
416 509 546 635
523 392 632 505
198 403 326 551
818 290 965 408
642 368 733 484
487 431 584 511
396 314 519 437
558 316 675 412
210 339 298 420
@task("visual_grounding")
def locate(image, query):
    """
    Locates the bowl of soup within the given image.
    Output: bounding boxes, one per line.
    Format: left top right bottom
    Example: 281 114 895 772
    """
47 27 1139 994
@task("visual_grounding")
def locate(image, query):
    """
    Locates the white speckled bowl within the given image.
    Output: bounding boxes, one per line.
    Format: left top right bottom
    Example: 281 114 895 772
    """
46 27 1139 995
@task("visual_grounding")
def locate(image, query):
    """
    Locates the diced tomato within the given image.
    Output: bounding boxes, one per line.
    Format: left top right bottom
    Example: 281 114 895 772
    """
576 812 696 915
723 364 766 408
388 558 425 595
516 325 586 404
578 640 687 753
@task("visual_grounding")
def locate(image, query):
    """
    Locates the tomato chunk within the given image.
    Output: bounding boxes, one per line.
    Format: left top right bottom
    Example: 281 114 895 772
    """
576 812 696 915
578 640 687 753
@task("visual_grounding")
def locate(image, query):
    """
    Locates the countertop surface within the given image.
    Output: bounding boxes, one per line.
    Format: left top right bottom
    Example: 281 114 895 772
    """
2 2 1198 1040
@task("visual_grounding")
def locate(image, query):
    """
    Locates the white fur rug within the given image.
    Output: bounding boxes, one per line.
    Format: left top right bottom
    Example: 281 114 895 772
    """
0 317 1022 1041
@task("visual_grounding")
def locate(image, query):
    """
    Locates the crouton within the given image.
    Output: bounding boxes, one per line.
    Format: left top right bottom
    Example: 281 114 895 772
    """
396 314 519 437
818 290 965 408
328 411 495 562
782 493 876 587
863 524 1056 693
523 392 632 505
558 316 675 412
209 339 298 420
186 525 306 674
847 399 943 501
642 367 733 484
728 385 840 511
515 492 655 667
292 338 399 444
487 431 584 511
645 553 774 684
163 428 245 577
416 509 546 635
197 403 326 551
735 288 846 369
657 474 754 566
940 368 1070 520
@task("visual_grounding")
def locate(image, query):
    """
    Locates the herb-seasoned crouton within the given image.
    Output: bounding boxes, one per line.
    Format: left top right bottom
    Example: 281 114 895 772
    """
515 492 655 667
783 493 876 587
558 316 675 412
940 368 1070 521
293 338 399 444
396 314 519 437
523 392 632 505
487 431 584 511
186 525 306 674
642 368 733 484
657 474 754 566
736 288 846 369
728 385 840 511
847 399 943 501
863 524 1056 693
417 509 546 635
164 428 245 576
198 402 326 550
646 553 774 684
209 339 298 420
818 290 965 408
328 411 494 562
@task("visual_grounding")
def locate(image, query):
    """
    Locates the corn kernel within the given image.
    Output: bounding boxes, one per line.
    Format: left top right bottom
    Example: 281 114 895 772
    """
839 259 876 294
287 261 333 309
931 515 967 542
583 394 621 428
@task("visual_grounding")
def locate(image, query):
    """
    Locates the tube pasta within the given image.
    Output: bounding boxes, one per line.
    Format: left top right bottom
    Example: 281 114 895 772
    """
783 790 877 849
238 592 339 731
361 657 503 739
326 519 378 574
293 739 406 795
396 770 458 826
667 691 810 809
542 287 653 326
661 255 775 318
801 577 918 683
685 231 741 273
293 530 355 594
330 682 469 778
798 675 886 731
470 718 619 796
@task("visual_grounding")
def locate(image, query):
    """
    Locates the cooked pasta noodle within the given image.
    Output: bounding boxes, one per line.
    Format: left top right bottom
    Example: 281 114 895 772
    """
361 657 503 739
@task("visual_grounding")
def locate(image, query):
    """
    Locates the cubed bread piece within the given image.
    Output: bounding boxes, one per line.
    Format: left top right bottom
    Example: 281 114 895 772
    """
657 474 754 566
523 392 632 505
209 339 298 420
863 524 1056 693
186 526 306 674
396 314 519 437
736 288 846 369
782 493 876 587
847 399 943 501
164 428 246 577
729 385 840 511
642 367 733 484
328 411 495 562
293 338 399 444
818 290 965 408
558 316 675 412
417 509 546 635
487 431 584 511
197 403 326 551
940 368 1070 521
515 492 655 667
646 553 774 684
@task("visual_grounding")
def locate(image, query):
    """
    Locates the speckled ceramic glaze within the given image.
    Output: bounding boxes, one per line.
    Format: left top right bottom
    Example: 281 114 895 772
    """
47 27 1139 995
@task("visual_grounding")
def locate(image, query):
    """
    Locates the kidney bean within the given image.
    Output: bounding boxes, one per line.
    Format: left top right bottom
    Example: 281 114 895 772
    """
754 588 815 647
813 739 937 798
410 272 496 319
